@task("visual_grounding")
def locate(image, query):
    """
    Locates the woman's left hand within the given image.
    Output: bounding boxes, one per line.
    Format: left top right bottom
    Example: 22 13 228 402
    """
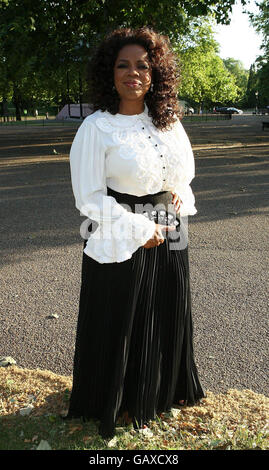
171 192 182 214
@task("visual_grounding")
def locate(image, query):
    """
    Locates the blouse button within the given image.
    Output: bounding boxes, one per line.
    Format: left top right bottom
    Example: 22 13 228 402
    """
142 127 145 130
160 154 163 157
155 144 158 147
148 136 151 139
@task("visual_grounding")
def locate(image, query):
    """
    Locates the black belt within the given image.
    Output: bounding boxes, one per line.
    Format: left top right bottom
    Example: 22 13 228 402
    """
82 187 182 246
107 186 179 226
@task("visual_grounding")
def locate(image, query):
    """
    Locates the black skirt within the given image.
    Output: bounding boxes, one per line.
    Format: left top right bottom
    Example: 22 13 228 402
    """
66 187 205 438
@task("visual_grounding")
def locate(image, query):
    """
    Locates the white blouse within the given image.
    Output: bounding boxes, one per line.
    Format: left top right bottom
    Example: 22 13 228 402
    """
69 103 197 264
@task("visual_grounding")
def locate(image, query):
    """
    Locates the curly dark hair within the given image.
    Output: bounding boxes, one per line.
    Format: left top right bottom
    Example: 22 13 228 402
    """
88 26 181 130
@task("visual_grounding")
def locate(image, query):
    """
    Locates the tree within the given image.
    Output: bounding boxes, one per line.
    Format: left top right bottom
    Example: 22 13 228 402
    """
223 58 249 106
0 0 250 119
0 0 93 118
245 63 259 108
248 0 269 51
175 19 238 110
178 51 239 111
247 0 269 107
257 60 269 106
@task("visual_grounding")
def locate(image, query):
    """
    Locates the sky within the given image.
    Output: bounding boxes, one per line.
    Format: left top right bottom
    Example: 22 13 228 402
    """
213 0 263 69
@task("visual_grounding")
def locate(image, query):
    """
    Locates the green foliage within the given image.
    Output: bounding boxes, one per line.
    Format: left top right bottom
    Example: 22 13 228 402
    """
249 0 269 47
1 411 268 451
246 0 269 107
0 0 252 118
223 58 249 106
176 20 239 110
245 63 259 108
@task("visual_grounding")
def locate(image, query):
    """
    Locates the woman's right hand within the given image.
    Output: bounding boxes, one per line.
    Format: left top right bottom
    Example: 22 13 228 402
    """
143 223 176 249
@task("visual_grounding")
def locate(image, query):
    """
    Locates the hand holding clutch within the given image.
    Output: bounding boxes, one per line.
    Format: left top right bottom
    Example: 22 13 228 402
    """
143 223 176 249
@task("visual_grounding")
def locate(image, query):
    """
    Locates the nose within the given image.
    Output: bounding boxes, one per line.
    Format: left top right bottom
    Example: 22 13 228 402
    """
127 65 139 76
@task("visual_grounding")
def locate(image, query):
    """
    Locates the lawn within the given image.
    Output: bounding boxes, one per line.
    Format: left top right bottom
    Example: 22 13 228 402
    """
0 366 268 451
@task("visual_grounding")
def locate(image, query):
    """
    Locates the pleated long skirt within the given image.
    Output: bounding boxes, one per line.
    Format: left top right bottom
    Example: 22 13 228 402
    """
66 187 205 438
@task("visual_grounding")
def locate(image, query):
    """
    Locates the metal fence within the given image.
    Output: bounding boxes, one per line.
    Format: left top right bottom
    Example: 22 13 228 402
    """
0 112 232 126
0 116 81 126
182 113 232 122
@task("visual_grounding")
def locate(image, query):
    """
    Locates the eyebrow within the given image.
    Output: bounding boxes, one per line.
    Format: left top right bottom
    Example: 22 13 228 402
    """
117 58 150 63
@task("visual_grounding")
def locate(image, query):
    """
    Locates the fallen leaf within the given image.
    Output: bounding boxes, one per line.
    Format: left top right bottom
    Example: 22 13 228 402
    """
68 425 83 434
19 404 34 416
0 356 16 367
47 313 59 319
36 440 52 450
107 436 118 447
171 408 181 418
138 427 154 437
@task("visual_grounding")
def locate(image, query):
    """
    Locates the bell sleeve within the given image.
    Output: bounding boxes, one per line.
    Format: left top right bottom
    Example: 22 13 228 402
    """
172 120 197 217
69 117 156 263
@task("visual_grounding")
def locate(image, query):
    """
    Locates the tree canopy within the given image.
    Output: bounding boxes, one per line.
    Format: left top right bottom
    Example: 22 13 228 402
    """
246 0 269 107
223 58 249 106
0 0 252 118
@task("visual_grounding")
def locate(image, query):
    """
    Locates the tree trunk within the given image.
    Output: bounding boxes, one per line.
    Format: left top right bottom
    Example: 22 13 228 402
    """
12 84 22 121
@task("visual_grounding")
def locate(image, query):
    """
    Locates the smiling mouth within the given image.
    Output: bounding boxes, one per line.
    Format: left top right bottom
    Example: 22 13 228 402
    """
124 82 141 88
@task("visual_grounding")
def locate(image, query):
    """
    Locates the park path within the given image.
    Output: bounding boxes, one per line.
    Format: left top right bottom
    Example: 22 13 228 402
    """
0 114 268 397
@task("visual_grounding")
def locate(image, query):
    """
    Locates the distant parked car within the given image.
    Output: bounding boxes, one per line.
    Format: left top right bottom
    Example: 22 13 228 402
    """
226 107 243 114
186 107 194 115
214 107 230 113
256 106 269 115
214 106 243 114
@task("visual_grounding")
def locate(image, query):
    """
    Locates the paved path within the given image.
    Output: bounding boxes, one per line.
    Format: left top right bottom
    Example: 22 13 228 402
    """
0 115 268 397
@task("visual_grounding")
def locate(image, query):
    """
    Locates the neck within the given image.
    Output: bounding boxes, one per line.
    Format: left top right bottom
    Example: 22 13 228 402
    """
118 99 145 116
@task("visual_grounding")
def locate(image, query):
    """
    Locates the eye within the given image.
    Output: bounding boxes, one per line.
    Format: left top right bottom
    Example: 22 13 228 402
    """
116 63 150 70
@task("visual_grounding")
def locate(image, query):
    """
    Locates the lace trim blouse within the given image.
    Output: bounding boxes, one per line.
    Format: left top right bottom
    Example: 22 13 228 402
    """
69 103 197 264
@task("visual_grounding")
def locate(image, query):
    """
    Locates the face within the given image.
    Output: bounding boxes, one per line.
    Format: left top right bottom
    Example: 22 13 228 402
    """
113 44 152 104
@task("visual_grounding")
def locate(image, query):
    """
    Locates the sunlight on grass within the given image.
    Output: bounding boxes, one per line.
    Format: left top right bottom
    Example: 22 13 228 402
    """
0 366 268 450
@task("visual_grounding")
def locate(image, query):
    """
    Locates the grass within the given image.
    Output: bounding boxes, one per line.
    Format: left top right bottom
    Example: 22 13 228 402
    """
0 366 268 451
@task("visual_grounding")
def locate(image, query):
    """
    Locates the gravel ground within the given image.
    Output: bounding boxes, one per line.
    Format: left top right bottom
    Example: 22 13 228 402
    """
0 114 268 397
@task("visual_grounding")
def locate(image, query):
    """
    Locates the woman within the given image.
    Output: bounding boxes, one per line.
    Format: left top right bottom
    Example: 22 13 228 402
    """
66 26 205 439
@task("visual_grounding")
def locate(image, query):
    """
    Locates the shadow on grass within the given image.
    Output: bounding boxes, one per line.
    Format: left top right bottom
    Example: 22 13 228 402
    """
0 386 106 451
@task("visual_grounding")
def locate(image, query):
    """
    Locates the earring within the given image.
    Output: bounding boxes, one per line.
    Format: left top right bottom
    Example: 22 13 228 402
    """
150 82 154 92
112 85 116 91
